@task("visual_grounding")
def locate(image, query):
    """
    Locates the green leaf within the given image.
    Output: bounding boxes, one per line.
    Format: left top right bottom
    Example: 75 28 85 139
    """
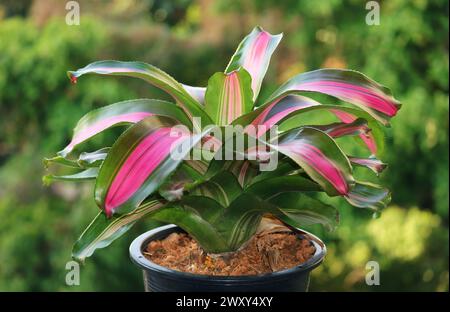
246 175 322 199
149 173 334 253
248 175 337 231
249 158 301 184
44 148 110 172
148 198 229 253
190 171 243 207
223 160 258 187
205 68 253 126
214 193 267 251
43 155 79 169
184 158 210 175
158 162 204 201
42 168 98 185
206 159 258 187
72 199 164 262
178 196 225 225
77 147 110 168
268 192 339 231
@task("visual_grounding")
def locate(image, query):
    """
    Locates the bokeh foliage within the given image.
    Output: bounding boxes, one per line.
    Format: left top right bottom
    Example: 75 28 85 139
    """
0 0 448 291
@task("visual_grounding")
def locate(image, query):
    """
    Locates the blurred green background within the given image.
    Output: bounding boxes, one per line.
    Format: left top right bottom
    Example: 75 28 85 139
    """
0 0 448 291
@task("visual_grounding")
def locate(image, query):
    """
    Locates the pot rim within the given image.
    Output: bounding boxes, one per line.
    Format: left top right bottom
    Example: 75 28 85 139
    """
129 224 326 281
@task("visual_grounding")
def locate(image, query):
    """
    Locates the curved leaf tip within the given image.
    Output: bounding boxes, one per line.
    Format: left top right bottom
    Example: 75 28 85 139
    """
42 175 52 186
67 71 78 84
225 27 282 101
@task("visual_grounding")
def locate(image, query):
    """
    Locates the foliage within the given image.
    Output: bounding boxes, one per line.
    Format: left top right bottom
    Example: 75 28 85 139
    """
44 26 400 259
217 0 449 219
0 0 447 291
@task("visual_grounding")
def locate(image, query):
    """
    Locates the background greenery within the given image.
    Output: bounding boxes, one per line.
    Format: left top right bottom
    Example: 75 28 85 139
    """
0 0 448 291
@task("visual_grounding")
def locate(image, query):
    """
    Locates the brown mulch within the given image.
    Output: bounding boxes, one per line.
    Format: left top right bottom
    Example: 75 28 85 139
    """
144 231 316 276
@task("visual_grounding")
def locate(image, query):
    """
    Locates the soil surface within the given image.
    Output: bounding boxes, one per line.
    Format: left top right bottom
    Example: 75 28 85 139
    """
144 231 316 276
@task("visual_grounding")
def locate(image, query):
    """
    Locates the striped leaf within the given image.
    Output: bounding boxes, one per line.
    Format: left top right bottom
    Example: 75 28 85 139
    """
205 68 253 126
44 148 109 171
68 61 212 127
331 109 381 155
158 162 204 201
190 171 242 207
249 158 301 184
274 127 354 196
349 156 387 175
151 174 336 253
311 118 370 138
214 193 268 251
77 148 110 168
344 181 391 211
225 160 258 187
72 199 164 262
207 159 258 187
148 197 230 253
43 168 98 185
246 175 338 231
95 115 215 217
265 69 401 125
44 155 79 169
225 26 283 101
243 95 321 137
234 95 384 155
184 158 209 175
246 175 322 198
58 99 191 157
268 192 339 231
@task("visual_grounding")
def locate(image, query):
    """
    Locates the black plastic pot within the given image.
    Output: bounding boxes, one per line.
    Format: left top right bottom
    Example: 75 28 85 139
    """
129 224 326 292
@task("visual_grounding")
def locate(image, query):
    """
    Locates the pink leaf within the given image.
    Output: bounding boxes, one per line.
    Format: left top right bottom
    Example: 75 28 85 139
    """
226 27 283 100
104 127 190 215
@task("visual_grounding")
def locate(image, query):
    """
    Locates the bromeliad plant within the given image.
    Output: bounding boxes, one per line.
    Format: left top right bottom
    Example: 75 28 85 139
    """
44 27 401 262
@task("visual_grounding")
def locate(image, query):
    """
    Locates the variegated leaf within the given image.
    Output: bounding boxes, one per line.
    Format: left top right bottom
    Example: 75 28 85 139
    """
72 199 164 262
95 115 215 217
265 69 401 125
205 68 253 125
58 99 191 157
225 26 283 100
68 61 212 127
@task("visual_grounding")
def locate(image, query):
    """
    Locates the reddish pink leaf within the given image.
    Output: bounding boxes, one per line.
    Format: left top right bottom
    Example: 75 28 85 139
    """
332 109 378 154
280 142 349 194
267 69 401 125
104 127 190 216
